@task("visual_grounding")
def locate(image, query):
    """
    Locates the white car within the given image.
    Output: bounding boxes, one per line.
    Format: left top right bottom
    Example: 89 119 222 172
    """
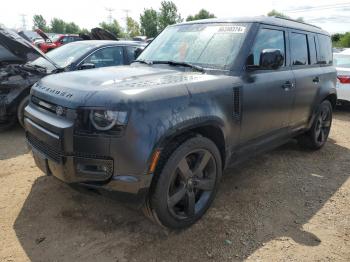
334 51 350 104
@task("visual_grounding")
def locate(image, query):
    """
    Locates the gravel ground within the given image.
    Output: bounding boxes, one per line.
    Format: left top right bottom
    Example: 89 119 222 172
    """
0 108 349 262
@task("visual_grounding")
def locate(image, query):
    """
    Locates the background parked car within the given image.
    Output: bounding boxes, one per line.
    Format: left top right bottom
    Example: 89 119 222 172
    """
0 26 146 130
35 29 83 53
334 50 350 105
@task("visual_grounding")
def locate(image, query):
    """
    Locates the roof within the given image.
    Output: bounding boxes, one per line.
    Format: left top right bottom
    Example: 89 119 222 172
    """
176 16 329 36
67 40 147 47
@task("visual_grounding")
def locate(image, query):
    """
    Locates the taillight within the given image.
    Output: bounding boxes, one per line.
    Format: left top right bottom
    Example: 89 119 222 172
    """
337 75 350 84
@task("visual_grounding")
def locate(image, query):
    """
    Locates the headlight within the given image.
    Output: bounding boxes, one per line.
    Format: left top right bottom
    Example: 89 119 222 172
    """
89 110 128 131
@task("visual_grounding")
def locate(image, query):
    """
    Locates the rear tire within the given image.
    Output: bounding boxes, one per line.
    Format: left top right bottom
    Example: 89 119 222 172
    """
297 100 332 150
17 95 30 128
144 136 222 229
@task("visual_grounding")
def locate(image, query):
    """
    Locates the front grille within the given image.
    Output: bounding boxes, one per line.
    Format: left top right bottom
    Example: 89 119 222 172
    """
27 132 62 162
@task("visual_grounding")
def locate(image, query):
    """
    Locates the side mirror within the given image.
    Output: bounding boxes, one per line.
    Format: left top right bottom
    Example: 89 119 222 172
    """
134 48 143 59
78 63 95 70
259 49 284 70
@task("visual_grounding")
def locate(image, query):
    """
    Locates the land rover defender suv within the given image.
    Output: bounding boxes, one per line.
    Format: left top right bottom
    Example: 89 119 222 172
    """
24 17 337 229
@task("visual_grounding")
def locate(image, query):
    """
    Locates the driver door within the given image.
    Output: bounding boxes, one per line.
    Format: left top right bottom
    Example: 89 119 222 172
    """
239 25 296 145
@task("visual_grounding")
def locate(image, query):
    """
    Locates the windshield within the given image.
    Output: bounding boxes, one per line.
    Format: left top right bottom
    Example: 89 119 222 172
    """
334 54 350 68
138 23 249 70
50 34 61 42
29 42 97 70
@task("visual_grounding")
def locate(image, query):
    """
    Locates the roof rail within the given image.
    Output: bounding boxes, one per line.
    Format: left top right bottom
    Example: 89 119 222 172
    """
273 16 322 29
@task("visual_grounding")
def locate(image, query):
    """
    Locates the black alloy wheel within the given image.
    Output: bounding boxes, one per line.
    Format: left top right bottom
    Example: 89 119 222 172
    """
146 136 222 229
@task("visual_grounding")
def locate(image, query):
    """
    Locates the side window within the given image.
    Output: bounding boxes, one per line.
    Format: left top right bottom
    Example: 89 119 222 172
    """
61 37 69 44
290 33 309 66
126 46 138 63
250 28 285 67
82 47 124 68
308 35 318 65
317 34 332 65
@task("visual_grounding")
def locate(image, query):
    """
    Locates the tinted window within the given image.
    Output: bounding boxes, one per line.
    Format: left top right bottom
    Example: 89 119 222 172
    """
290 33 308 66
250 28 285 66
83 46 124 68
317 34 332 65
126 46 138 62
308 35 318 65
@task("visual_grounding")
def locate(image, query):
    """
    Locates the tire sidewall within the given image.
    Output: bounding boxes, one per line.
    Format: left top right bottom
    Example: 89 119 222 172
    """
151 136 222 229
311 100 332 148
17 95 30 128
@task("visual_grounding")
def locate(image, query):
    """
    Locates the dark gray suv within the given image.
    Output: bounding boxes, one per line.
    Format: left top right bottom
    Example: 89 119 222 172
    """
24 17 337 229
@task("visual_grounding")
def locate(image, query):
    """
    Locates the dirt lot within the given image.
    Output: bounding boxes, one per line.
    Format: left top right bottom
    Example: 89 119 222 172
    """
0 109 349 262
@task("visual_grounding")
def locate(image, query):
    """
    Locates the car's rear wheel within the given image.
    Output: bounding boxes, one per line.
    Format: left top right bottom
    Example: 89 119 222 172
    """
297 100 332 150
17 95 30 128
145 136 222 229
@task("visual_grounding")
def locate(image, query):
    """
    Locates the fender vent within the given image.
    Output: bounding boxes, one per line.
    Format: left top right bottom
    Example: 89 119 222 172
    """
233 86 242 122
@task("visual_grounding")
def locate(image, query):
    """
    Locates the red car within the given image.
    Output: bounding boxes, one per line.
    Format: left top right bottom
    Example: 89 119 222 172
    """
35 29 83 53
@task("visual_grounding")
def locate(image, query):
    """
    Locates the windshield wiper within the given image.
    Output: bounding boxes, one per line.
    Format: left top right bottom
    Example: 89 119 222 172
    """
23 63 48 72
151 60 205 73
133 59 152 65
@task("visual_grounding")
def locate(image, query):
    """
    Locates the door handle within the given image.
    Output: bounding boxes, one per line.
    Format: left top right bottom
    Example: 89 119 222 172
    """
313 76 320 83
281 81 294 90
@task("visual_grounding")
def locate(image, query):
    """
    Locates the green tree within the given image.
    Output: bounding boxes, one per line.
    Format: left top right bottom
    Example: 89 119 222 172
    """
186 9 215 21
32 15 49 31
79 28 90 35
140 8 159 37
99 19 124 38
50 18 66 33
65 22 80 34
267 10 304 22
339 32 350 47
158 1 182 31
126 17 141 38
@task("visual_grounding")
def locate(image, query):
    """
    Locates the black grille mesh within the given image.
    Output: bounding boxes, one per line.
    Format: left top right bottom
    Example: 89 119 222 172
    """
27 132 62 162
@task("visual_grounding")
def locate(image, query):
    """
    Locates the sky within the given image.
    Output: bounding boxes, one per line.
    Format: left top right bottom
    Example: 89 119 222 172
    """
1 0 350 34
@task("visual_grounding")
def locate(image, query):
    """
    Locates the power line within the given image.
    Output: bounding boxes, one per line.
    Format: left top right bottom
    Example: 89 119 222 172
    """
122 9 131 29
283 2 350 13
105 7 114 24
19 14 26 30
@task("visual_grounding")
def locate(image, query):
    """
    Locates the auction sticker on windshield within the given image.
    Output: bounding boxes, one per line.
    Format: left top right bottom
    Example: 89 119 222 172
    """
218 26 246 33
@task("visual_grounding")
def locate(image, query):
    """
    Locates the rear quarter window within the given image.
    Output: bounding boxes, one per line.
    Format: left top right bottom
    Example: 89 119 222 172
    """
317 34 332 65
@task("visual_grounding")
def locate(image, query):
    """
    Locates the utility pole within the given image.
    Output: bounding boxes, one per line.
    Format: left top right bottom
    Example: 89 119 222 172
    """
122 9 131 30
105 8 114 24
19 14 26 30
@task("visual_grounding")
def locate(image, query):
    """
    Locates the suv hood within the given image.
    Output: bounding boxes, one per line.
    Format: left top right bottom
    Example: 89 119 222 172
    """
32 65 232 108
0 27 56 66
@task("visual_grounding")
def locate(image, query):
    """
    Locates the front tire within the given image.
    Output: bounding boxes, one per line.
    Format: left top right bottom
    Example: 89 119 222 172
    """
17 95 30 128
146 136 222 229
297 100 333 150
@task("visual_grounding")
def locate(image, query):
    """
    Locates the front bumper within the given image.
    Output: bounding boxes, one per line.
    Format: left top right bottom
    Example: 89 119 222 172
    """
24 101 152 205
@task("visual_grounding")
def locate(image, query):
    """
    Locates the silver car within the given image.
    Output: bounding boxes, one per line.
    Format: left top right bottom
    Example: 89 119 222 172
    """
334 50 350 104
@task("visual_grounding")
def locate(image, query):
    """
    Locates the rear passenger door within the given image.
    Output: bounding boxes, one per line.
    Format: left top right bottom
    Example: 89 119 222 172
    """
240 25 296 144
289 31 321 127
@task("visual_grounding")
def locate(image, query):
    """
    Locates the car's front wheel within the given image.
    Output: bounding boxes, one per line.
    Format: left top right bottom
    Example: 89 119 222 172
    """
17 95 30 128
145 136 222 229
297 100 333 150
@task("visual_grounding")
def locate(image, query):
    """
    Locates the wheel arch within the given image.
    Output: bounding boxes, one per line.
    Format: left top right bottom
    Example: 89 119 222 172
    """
152 116 227 171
